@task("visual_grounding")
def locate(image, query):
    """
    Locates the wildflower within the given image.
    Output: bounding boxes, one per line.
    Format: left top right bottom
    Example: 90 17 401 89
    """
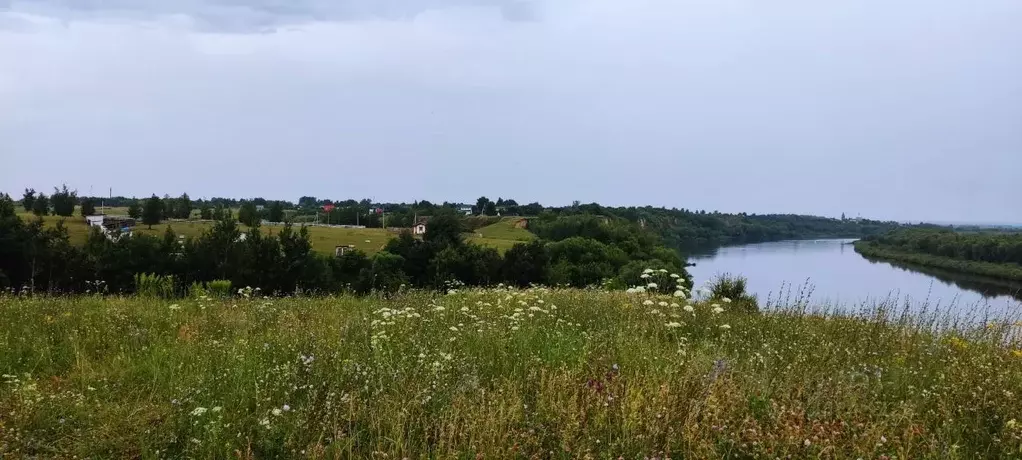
211 406 222 412
657 301 668 307
190 407 208 417
643 300 655 306
449 326 459 332
673 290 686 298
282 404 291 412
658 268 668 273
670 273 680 279
169 304 181 311
722 297 732 303
640 273 651 279
712 306 724 314
643 268 654 274
647 282 658 289
272 408 283 416
460 307 469 312
683 305 695 313
259 418 270 427
720 324 731 330
670 303 679 308
804 439 811 447
665 322 682 328
1007 419 1018 429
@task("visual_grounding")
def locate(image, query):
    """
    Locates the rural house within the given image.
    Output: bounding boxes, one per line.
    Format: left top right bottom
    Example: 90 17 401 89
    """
412 217 431 235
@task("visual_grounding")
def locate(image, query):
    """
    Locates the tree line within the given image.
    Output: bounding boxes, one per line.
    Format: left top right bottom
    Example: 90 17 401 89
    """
535 203 913 254
0 195 691 296
858 228 1022 266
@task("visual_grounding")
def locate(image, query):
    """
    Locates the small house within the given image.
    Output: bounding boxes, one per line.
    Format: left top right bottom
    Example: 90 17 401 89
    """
412 217 431 235
458 205 473 215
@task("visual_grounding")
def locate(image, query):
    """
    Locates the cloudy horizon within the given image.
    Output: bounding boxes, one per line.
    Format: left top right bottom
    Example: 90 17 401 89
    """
2 0 1020 223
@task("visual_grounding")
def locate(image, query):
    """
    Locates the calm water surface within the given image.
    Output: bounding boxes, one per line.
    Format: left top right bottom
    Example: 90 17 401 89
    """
688 239 1022 314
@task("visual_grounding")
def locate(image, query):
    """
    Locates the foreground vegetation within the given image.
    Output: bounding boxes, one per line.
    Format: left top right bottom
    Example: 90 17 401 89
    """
855 229 1022 282
2 288 1021 458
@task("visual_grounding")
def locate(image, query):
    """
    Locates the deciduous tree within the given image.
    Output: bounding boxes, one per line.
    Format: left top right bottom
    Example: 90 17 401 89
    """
143 195 164 229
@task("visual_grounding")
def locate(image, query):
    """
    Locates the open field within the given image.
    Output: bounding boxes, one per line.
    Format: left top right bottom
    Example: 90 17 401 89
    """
2 289 1021 458
467 218 534 253
15 212 395 255
16 212 531 256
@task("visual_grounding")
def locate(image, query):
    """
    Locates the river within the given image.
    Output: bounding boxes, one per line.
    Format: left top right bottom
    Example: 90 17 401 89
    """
687 239 1022 315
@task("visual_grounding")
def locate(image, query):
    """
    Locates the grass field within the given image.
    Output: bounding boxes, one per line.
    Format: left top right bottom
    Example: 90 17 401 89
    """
16 212 530 256
15 212 394 255
2 289 1021 458
467 218 534 253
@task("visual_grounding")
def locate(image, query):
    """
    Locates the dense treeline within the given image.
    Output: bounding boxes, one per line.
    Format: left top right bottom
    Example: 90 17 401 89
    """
859 228 1022 265
538 203 910 253
854 228 1022 281
0 195 690 295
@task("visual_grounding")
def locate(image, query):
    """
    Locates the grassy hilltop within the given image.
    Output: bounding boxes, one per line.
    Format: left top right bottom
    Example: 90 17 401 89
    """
2 288 1021 458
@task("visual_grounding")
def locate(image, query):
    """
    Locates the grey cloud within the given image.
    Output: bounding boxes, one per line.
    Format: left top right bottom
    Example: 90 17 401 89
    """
6 0 537 30
1 0 1020 223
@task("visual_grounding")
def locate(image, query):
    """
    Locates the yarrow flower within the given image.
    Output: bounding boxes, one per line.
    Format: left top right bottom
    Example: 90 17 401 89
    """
683 305 695 313
190 407 208 417
712 306 724 314
669 273 680 279
643 300 655 306
665 322 682 328
720 324 731 330
647 282 658 289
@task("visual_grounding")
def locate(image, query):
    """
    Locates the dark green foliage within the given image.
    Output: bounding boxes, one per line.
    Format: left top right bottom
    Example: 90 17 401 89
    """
238 201 260 227
80 198 96 217
175 193 193 219
483 201 497 216
502 240 549 286
707 274 758 314
359 251 408 293
128 200 142 219
21 188 36 212
199 203 212 220
855 232 1022 282
423 208 464 247
546 237 628 287
268 201 285 223
475 196 490 215
50 184 77 217
142 195 163 228
31 193 49 216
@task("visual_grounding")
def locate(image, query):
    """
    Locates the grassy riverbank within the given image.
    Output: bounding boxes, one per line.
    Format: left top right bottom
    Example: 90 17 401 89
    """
854 241 1022 282
2 289 1022 458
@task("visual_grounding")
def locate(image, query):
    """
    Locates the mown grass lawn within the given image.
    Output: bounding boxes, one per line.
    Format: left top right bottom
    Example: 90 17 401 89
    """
2 289 1021 458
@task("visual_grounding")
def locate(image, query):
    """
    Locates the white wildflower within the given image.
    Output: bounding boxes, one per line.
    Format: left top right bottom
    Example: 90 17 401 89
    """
723 297 733 303
647 282 658 289
190 407 208 417
272 408 282 416
449 326 459 332
642 268 654 274
673 290 686 298
643 300 655 306
665 322 682 328
720 324 731 330
683 305 695 313
669 273 680 279
712 306 724 314
657 301 668 307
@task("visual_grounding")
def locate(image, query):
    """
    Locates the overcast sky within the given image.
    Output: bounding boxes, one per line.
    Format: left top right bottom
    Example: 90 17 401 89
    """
2 0 1020 223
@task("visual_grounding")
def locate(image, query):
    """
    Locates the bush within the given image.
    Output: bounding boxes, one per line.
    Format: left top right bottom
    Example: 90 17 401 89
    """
707 273 758 314
134 273 175 298
207 279 232 298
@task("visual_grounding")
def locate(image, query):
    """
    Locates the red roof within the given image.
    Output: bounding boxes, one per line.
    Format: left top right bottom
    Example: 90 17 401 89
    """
322 204 336 212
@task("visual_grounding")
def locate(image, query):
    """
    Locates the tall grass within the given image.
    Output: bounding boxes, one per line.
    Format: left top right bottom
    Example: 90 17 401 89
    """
1 289 1021 458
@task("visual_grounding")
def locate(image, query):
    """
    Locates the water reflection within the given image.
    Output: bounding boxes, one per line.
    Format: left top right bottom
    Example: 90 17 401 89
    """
859 255 1022 302
687 239 1021 312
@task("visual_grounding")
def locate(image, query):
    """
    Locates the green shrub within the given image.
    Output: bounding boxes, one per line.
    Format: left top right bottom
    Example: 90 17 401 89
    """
206 279 232 298
708 273 758 314
133 273 175 298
